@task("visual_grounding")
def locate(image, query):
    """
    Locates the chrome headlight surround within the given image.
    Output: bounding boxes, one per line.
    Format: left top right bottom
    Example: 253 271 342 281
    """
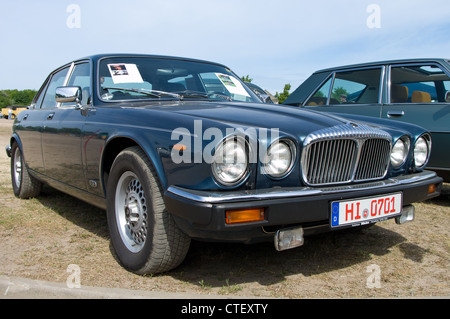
262 139 296 179
413 134 431 169
390 136 410 168
212 136 250 187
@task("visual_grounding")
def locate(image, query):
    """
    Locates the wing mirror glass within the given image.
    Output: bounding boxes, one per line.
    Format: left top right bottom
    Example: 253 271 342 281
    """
55 86 82 105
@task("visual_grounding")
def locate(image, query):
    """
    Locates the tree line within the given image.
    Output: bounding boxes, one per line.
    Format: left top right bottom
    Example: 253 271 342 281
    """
0 89 37 109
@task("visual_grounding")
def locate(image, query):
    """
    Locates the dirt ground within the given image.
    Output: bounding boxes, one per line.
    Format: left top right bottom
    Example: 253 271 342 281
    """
0 119 448 298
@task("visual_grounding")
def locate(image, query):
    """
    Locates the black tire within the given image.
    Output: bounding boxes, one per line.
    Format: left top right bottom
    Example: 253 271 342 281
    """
106 146 190 274
11 142 42 199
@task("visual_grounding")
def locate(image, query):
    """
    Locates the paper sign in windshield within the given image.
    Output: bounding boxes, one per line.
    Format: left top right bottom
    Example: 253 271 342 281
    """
215 73 250 97
108 64 144 84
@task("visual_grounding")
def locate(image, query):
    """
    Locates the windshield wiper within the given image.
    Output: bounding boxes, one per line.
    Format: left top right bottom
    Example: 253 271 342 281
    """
102 87 181 99
177 90 232 101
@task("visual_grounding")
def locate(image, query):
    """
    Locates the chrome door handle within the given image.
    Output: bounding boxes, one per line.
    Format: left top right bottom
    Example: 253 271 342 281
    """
387 110 404 117
47 112 55 120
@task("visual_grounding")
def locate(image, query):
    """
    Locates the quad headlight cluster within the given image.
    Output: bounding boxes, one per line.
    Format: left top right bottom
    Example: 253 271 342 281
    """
390 134 431 169
212 133 431 187
212 137 296 186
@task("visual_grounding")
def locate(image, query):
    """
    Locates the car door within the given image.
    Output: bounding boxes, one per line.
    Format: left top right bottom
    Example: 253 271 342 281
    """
41 61 91 190
381 63 450 172
303 67 384 118
16 67 70 175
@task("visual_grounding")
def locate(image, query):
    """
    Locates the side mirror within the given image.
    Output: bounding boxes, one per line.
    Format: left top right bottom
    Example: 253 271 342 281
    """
445 91 450 103
55 86 82 106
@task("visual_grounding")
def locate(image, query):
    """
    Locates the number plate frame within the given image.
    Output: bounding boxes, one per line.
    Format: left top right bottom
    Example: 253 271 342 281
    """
330 192 403 228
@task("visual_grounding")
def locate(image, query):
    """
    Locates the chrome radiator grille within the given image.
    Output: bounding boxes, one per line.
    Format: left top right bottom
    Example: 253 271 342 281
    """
301 123 392 186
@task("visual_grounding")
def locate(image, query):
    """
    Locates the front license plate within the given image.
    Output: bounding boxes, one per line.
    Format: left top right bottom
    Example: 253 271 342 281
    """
331 192 402 228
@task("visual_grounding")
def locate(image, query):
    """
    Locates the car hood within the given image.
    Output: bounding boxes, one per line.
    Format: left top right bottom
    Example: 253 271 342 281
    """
167 101 348 137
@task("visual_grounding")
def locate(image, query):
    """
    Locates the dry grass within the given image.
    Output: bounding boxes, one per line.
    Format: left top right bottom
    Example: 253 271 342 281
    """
0 119 448 298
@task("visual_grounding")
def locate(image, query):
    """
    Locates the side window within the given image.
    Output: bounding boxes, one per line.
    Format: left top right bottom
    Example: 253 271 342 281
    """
305 77 331 106
41 67 69 109
331 68 381 105
63 63 91 106
390 64 450 103
305 68 382 106
32 78 50 109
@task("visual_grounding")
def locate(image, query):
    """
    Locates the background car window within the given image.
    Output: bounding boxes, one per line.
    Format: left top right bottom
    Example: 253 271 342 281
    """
390 64 450 103
305 77 331 106
41 67 69 109
305 68 381 106
63 62 91 106
330 69 381 105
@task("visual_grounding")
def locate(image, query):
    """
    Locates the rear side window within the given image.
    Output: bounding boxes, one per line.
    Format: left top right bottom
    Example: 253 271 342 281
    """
305 68 382 106
390 64 450 103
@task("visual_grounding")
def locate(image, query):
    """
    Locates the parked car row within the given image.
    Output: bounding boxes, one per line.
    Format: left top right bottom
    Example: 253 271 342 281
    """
6 54 444 274
1 105 28 119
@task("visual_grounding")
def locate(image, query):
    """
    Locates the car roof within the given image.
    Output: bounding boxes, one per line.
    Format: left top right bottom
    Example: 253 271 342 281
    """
74 53 228 68
314 58 450 73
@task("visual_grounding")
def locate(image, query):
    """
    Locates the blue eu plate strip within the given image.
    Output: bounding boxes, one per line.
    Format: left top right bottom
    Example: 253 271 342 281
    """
331 202 340 226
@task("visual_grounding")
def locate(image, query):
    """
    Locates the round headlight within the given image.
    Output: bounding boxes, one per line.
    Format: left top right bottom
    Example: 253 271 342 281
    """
212 137 248 186
414 136 430 168
391 137 409 168
263 140 295 178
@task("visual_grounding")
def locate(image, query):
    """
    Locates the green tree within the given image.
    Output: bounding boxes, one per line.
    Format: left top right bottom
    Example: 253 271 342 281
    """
241 75 252 83
275 84 291 104
0 89 37 109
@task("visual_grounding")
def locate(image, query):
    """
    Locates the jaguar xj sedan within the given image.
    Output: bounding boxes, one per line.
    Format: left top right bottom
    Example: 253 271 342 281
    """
7 54 442 274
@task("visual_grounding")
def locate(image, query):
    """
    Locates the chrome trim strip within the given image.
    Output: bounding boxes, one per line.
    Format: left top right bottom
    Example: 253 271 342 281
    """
166 171 437 204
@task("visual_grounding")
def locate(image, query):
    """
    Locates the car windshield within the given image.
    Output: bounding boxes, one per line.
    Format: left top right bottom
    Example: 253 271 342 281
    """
98 57 261 103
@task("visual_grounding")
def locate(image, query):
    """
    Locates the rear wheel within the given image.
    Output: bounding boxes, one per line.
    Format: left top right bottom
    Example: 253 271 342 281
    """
11 143 42 199
106 146 190 274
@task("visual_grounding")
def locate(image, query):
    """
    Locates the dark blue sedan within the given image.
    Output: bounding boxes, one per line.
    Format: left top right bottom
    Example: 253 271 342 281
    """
6 54 442 274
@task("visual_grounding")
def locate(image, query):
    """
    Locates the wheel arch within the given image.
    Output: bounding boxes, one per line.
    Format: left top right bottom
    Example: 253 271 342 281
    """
100 136 168 196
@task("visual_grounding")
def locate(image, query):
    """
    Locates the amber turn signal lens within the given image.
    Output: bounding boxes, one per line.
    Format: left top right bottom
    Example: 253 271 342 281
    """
225 208 265 224
428 184 437 194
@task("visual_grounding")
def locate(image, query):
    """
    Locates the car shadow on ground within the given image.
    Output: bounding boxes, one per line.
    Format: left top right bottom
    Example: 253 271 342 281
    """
171 225 409 287
35 184 441 289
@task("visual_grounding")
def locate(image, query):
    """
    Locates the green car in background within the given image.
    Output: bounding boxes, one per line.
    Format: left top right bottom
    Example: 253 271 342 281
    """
284 58 450 182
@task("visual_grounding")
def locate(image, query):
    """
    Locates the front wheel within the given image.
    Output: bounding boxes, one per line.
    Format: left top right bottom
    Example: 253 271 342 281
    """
11 143 42 199
106 146 190 274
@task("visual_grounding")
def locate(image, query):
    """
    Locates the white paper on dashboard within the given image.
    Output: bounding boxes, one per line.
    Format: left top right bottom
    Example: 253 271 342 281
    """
108 64 144 84
215 73 250 97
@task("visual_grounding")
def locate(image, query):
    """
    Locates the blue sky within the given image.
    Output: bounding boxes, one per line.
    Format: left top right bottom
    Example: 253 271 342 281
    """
1 0 449 95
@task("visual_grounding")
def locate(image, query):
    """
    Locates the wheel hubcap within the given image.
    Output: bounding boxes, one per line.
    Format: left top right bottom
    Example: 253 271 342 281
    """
115 171 148 252
13 148 22 188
